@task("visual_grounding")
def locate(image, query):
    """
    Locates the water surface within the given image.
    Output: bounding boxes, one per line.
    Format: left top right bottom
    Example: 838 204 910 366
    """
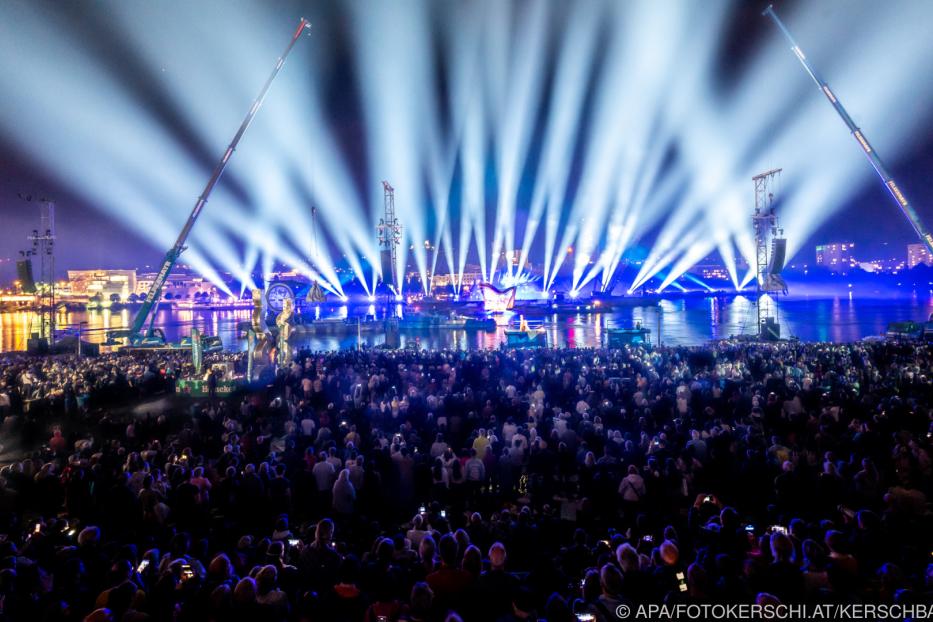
2 294 931 353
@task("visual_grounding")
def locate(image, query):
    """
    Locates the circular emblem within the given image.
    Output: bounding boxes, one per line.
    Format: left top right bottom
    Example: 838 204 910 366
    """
265 282 295 313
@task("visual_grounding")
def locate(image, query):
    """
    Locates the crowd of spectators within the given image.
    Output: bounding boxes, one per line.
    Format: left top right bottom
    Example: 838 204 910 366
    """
0 351 191 413
0 339 931 621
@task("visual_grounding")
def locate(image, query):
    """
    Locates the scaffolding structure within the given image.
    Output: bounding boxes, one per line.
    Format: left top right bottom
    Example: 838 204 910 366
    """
377 181 402 287
24 199 56 346
377 181 402 346
752 168 783 337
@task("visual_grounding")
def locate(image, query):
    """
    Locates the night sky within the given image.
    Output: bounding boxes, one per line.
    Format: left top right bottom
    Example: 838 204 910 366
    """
1 0 931 284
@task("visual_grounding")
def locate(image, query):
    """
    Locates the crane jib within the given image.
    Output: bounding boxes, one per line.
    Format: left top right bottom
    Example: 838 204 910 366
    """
127 18 312 343
762 5 933 256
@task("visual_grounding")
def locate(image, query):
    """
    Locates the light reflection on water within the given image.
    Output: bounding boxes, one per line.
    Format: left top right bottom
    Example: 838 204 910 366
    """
1 296 932 353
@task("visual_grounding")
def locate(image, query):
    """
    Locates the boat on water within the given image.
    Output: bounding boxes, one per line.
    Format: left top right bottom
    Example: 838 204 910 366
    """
605 326 652 347
396 315 434 329
234 310 496 339
504 316 548 348
463 316 496 330
504 330 547 348
397 312 493 330
121 334 224 353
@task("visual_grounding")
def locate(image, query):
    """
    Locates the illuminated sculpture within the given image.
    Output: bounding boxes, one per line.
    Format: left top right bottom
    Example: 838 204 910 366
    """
251 288 265 332
247 288 271 380
478 283 517 314
504 314 547 348
307 280 326 303
275 296 294 368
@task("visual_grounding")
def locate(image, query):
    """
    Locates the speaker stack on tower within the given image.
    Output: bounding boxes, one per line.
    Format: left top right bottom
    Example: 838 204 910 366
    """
760 317 781 341
380 250 395 288
768 239 787 275
764 239 788 293
16 259 36 293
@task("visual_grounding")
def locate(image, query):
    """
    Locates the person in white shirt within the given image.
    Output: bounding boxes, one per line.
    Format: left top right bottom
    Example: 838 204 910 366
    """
465 450 486 483
502 419 518 445
532 385 545 407
407 513 429 550
512 429 528 453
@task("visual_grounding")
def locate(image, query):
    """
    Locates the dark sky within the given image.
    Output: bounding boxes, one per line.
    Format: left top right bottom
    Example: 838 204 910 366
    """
1 0 931 283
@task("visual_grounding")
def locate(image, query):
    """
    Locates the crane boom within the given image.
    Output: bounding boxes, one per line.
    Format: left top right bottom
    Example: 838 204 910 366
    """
763 5 933 255
129 18 312 343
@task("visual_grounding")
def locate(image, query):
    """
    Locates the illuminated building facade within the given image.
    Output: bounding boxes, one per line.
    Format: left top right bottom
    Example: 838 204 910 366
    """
907 243 933 269
815 243 857 269
66 269 137 301
136 271 219 301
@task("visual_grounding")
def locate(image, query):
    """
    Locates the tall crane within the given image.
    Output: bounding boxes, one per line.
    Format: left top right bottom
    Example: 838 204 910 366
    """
763 5 933 255
125 18 312 346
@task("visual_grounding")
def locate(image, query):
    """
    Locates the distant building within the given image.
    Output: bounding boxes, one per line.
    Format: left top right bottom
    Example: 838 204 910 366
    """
815 243 856 269
425 267 484 292
66 269 137 301
859 258 906 274
499 249 531 271
907 243 933 269
689 259 731 281
699 267 730 281
136 271 219 301
687 253 746 282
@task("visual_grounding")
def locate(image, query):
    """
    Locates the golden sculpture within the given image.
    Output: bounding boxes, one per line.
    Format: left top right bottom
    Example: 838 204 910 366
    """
247 288 272 379
275 297 294 368
251 288 265 332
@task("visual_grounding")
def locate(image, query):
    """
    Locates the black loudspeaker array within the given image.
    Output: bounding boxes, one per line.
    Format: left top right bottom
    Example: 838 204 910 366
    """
380 250 395 288
16 259 36 293
768 239 787 276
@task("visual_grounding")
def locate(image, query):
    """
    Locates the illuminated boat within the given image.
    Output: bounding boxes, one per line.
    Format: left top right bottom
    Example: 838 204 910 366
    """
397 312 471 329
504 329 547 348
504 316 547 348
121 333 223 353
